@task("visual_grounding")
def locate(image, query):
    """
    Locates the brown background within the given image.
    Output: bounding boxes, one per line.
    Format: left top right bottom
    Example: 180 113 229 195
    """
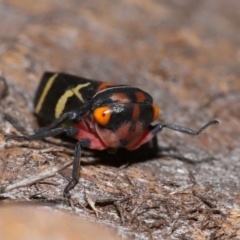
0 0 240 239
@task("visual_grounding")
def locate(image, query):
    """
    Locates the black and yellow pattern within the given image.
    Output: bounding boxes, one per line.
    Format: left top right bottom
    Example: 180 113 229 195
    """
34 72 103 122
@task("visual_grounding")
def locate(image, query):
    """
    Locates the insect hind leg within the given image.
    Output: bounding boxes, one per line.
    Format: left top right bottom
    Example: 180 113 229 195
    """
5 126 79 141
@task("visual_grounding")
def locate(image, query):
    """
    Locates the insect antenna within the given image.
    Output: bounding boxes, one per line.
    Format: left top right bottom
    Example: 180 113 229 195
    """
159 120 219 136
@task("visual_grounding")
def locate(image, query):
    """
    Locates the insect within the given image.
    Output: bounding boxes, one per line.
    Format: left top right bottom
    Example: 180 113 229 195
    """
6 72 218 197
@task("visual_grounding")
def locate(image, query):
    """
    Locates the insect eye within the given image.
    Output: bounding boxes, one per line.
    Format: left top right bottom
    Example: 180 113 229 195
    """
152 104 160 121
93 106 112 126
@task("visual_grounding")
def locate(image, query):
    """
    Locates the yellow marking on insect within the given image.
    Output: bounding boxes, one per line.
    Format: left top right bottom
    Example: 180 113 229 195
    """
73 83 90 102
35 73 58 114
55 82 90 118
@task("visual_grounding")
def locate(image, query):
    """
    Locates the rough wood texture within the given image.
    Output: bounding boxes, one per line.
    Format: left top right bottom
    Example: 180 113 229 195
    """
0 1 240 239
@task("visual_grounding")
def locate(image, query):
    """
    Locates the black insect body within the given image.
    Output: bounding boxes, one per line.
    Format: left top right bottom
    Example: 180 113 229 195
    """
6 72 218 197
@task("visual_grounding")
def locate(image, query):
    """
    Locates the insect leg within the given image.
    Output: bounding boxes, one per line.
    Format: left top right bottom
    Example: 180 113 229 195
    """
128 120 219 150
6 126 87 196
6 128 91 197
63 138 90 198
36 104 91 133
152 120 219 136
5 126 79 141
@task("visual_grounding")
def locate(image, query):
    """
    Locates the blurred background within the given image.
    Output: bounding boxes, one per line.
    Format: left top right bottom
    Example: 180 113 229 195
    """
0 0 240 239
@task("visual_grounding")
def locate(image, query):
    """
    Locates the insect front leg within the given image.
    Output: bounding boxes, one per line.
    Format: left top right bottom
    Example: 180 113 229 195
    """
127 120 219 150
63 138 90 198
36 104 90 133
151 120 219 136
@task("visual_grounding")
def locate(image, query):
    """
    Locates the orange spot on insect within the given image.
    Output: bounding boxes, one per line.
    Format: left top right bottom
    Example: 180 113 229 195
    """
97 82 117 92
110 93 130 103
152 104 160 121
132 104 140 119
93 106 112 126
135 91 146 103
